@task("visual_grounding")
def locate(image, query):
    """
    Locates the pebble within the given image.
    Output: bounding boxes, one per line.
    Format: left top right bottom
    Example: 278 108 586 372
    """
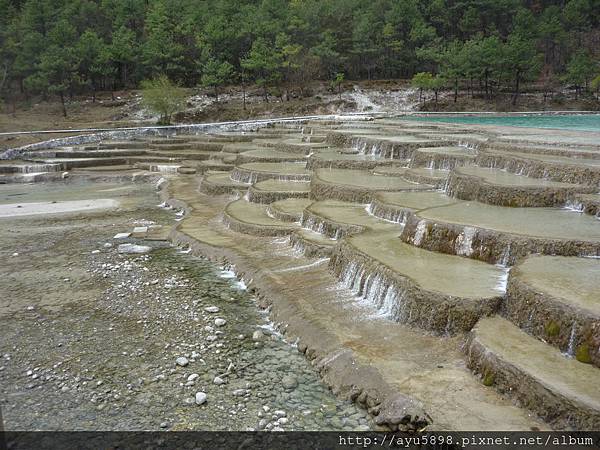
232 389 247 396
274 410 286 418
12 253 19 257
214 318 227 327
195 392 207 405
213 376 225 385
160 422 169 428
175 357 189 367
118 244 151 254
204 306 219 313
252 330 264 341
187 373 199 382
282 375 298 390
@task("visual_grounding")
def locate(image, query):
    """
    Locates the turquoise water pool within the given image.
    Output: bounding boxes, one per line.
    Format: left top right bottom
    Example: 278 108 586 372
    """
405 114 600 132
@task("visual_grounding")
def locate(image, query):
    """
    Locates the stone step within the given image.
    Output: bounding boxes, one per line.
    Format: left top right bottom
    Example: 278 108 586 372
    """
307 150 390 170
505 255 600 368
477 149 600 185
223 199 297 236
330 232 504 334
566 193 600 217
98 141 148 149
466 316 600 430
194 160 234 174
199 172 249 195
34 157 128 169
487 141 600 160
302 200 397 239
311 168 432 203
446 166 595 207
416 132 490 148
27 149 148 159
290 229 336 257
327 133 447 159
0 172 63 184
231 162 310 184
401 201 600 265
247 179 310 204
401 168 449 188
368 191 459 224
0 161 62 174
235 148 308 164
409 146 477 170
266 198 313 222
258 138 329 155
221 143 265 154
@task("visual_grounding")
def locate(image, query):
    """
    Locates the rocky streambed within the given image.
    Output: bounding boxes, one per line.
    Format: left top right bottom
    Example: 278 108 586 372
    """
0 180 370 431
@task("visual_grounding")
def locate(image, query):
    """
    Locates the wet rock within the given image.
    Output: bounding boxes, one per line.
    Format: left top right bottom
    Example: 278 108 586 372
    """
118 244 151 254
375 393 429 431
252 330 264 341
195 392 207 405
282 375 298 390
175 357 189 367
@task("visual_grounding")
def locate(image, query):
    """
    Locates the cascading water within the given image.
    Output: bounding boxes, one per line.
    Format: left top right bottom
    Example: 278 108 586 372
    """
153 164 180 174
412 220 427 246
17 163 61 174
336 257 408 321
564 199 584 212
455 226 477 256
566 323 577 358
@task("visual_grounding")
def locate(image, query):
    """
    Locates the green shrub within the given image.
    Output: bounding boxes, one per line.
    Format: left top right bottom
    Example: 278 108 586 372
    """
575 343 592 364
544 320 560 337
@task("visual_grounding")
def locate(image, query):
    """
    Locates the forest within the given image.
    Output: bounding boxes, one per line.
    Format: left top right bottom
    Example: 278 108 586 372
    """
1 0 599 111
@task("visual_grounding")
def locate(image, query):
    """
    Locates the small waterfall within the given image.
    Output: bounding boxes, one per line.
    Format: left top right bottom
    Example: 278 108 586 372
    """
566 323 577 358
337 259 402 320
495 267 510 293
301 215 326 235
455 226 477 256
365 203 408 224
499 243 512 267
564 199 584 212
17 163 61 174
153 164 180 174
412 220 427 246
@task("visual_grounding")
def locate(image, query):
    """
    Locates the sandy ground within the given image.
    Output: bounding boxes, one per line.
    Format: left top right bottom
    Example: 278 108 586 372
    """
0 199 119 217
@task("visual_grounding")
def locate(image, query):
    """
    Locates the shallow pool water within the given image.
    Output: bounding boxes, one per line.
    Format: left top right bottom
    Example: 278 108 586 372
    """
404 114 600 132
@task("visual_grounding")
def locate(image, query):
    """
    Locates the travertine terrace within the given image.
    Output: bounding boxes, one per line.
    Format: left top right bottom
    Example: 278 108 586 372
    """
2 115 599 431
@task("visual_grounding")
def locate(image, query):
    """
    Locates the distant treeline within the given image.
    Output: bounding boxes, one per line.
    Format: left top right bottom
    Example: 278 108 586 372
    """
1 0 599 107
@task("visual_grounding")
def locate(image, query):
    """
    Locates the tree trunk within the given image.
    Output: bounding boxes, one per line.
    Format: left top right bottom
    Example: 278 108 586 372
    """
454 79 458 103
485 71 489 99
511 71 520 106
59 91 67 117
242 82 246 110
